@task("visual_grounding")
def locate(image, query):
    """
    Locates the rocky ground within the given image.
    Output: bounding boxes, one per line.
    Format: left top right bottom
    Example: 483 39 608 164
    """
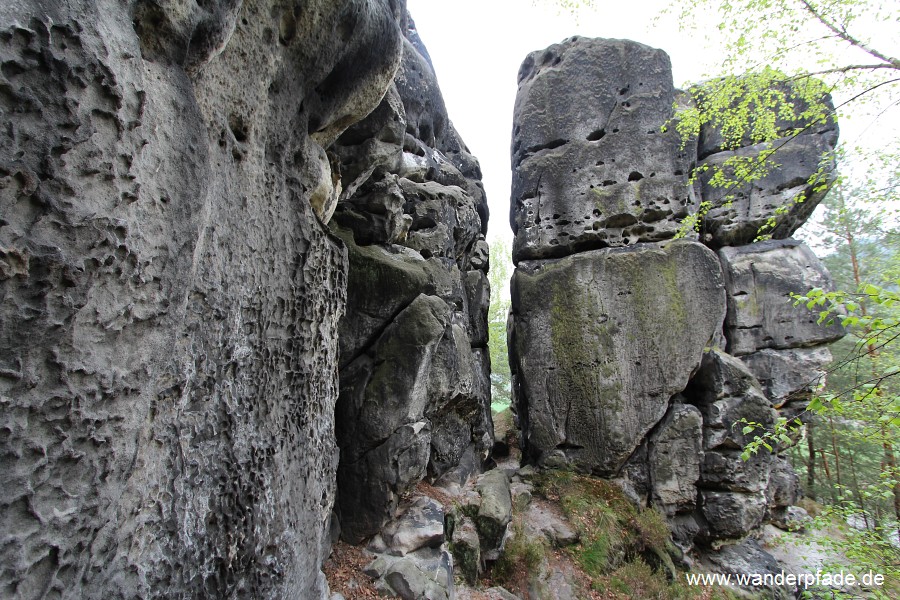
324 416 744 600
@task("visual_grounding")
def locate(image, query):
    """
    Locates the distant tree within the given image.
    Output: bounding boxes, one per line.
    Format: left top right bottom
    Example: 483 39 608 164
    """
488 238 513 411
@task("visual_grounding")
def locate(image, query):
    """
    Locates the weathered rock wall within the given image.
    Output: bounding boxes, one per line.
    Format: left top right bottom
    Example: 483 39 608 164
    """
0 1 491 597
508 36 841 555
331 18 492 543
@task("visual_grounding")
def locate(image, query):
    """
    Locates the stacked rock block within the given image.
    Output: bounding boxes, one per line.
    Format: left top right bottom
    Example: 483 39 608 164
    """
508 37 842 552
330 17 493 544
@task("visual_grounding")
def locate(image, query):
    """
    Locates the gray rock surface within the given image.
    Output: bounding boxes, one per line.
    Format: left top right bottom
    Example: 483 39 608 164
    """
685 352 781 541
507 34 842 568
382 496 446 556
523 502 580 548
770 506 811 531
0 0 408 597
719 239 844 356
740 346 831 407
337 293 448 542
704 538 797 599
526 558 582 600
767 456 801 509
700 490 768 540
696 80 838 247
701 450 773 493
371 546 454 600
510 37 696 263
687 350 778 451
475 470 514 554
449 516 481 584
509 241 725 474
649 404 704 514
332 9 492 542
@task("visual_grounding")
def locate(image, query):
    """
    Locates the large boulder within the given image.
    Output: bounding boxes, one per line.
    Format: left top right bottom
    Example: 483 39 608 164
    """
510 37 696 263
700 491 768 540
767 456 801 509
703 538 796 599
509 241 726 474
475 470 514 555
719 239 845 356
740 346 832 410
337 294 449 542
685 350 777 451
685 350 779 541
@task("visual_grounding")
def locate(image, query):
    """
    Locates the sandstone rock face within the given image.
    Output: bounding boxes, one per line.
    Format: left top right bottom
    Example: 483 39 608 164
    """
719 239 845 356
510 37 696 263
740 346 832 411
510 241 725 475
332 15 492 542
684 351 777 539
509 36 842 555
696 82 839 248
649 404 704 515
0 0 408 597
1 0 490 597
767 456 801 510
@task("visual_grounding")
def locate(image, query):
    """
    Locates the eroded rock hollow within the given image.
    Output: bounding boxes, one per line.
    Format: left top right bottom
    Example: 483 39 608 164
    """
508 36 842 555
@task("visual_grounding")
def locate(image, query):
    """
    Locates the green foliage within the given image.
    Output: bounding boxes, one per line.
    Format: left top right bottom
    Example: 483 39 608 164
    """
667 0 900 234
532 0 598 17
488 237 513 411
491 521 547 584
732 175 900 593
534 471 671 580
674 69 833 150
736 416 801 461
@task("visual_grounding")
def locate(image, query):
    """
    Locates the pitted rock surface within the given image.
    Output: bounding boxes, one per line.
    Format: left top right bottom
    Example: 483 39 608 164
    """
696 80 839 247
0 0 412 597
510 37 696 263
508 35 843 558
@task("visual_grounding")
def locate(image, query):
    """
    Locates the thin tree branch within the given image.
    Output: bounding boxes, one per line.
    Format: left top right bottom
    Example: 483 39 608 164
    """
793 64 900 77
797 0 900 69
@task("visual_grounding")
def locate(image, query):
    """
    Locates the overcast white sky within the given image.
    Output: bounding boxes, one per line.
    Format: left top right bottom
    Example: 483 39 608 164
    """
406 0 718 243
406 0 900 245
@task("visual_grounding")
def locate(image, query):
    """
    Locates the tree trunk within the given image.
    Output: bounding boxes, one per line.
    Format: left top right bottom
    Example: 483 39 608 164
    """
806 419 817 501
829 417 843 490
846 448 868 529
882 437 900 541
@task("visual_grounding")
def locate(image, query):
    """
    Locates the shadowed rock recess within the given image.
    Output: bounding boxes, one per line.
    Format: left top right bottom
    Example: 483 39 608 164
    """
509 36 841 563
1 1 487 598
